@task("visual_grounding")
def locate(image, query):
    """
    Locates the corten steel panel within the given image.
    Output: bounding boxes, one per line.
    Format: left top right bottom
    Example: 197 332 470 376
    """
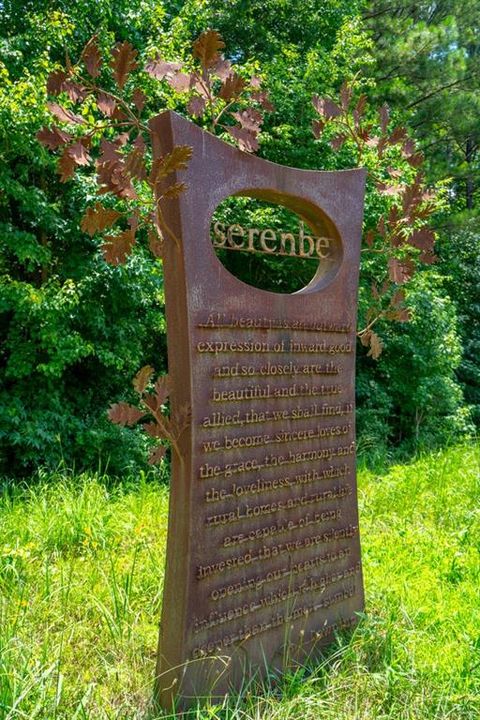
150 111 366 709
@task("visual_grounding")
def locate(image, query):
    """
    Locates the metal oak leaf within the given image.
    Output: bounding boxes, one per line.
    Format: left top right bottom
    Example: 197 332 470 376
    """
153 375 169 407
143 421 168 438
47 102 84 125
166 72 195 93
133 365 155 394
409 228 435 252
193 29 225 69
110 41 138 89
63 81 88 104
388 308 411 322
391 288 406 308
82 38 102 78
219 73 246 101
379 103 390 134
231 108 262 132
151 146 193 183
47 70 69 95
360 330 384 360
132 88 146 112
367 331 384 360
98 138 122 163
330 134 347 151
108 402 145 426
97 92 116 117
102 229 136 265
148 229 164 258
312 95 341 119
388 257 414 284
402 138 416 158
80 203 121 236
124 147 147 181
355 94 367 118
162 182 188 199
251 90 274 112
37 126 71 150
67 141 91 166
148 445 167 465
211 57 232 80
225 125 259 153
312 119 325 139
376 182 402 196
340 81 353 110
408 152 424 168
187 95 207 117
145 56 183 80
170 402 191 440
57 150 77 182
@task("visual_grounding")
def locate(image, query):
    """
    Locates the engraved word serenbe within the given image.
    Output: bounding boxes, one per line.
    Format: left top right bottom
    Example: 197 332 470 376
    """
212 221 333 260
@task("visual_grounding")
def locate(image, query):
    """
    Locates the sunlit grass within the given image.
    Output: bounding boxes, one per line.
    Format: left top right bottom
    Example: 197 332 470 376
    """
1 445 479 719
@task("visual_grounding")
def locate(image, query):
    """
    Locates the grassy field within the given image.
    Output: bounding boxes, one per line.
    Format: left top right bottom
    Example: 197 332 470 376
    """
1 444 479 719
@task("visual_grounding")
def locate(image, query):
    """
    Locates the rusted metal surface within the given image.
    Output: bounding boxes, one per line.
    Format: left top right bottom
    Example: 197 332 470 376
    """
150 111 366 708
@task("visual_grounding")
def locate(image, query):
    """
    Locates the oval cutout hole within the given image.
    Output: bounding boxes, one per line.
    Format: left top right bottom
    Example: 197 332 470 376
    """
209 194 342 294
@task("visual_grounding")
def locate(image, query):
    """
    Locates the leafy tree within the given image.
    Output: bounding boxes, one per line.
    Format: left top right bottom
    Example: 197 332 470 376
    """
310 87 440 356
357 270 473 453
36 28 272 464
0 7 169 475
0 0 475 475
364 0 480 211
0 11 273 475
307 81 473 450
363 0 480 432
438 221 480 425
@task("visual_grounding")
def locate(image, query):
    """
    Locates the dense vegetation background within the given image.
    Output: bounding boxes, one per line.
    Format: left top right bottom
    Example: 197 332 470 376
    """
0 0 479 475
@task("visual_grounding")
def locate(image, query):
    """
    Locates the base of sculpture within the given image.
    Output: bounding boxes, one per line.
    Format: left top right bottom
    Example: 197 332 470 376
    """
157 612 359 708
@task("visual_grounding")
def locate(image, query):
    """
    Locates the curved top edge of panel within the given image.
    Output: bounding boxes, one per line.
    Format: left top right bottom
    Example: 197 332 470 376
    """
149 110 367 185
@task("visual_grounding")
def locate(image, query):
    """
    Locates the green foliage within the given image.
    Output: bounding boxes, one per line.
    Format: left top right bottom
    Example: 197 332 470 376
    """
438 221 480 425
0 0 374 475
0 446 479 717
0 258 167 474
0 0 477 474
364 0 480 438
357 270 474 452
365 0 480 211
0 7 170 475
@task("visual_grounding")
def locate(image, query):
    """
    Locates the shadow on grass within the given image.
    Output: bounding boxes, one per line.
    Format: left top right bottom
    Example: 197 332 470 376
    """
142 621 366 720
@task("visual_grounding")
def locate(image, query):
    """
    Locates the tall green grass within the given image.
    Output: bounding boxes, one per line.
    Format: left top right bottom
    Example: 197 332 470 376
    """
1 445 479 719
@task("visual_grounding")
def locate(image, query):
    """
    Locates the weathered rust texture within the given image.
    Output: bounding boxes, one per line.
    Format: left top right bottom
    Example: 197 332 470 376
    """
150 110 366 708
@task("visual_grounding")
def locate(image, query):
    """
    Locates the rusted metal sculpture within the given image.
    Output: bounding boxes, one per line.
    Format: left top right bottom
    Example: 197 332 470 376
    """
150 110 366 708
